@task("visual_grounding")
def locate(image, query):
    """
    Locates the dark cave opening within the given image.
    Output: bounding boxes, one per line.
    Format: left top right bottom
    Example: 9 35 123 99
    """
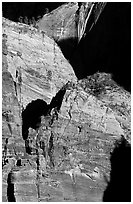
22 87 67 141
22 85 67 154
22 99 49 141
22 99 49 155
103 136 131 202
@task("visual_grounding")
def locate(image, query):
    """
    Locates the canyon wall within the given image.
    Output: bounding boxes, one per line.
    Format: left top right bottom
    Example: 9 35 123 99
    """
2 7 131 202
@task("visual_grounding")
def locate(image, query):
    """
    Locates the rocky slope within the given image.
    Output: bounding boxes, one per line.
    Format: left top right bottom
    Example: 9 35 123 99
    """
2 10 131 203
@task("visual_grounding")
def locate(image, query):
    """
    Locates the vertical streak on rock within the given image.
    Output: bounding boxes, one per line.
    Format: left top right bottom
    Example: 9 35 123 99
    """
2 33 8 72
49 84 67 115
40 140 46 158
13 81 18 97
14 66 23 126
77 2 107 42
17 67 23 116
77 3 92 42
35 131 41 201
48 131 54 168
2 138 8 168
7 170 16 202
7 116 13 136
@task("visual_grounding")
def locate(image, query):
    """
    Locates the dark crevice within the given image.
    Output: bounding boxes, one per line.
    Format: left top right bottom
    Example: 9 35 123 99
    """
103 136 131 202
16 159 22 167
24 135 33 155
48 85 67 113
7 171 16 202
13 81 18 97
35 132 41 201
77 126 82 133
40 140 46 158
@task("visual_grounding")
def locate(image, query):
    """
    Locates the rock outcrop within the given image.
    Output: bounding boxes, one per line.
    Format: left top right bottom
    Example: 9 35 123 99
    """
2 6 131 202
2 17 76 201
2 17 77 107
37 2 106 43
37 2 106 61
70 2 131 91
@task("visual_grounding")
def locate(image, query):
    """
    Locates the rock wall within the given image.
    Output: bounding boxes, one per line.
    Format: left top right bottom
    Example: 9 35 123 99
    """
37 2 106 61
2 16 131 202
2 17 77 107
2 17 77 201
37 2 79 42
37 2 106 43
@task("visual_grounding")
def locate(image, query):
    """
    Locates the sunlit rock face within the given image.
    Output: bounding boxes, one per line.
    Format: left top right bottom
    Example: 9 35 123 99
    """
51 72 130 172
2 7 130 203
37 2 131 92
2 17 77 201
37 2 79 42
37 2 106 60
37 2 106 43
2 17 77 108
70 3 131 91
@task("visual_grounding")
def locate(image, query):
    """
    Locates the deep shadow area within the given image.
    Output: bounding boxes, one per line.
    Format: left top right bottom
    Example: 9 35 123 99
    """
22 85 67 154
22 87 67 140
22 99 49 141
64 3 131 91
103 136 131 202
57 37 78 61
2 3 131 92
22 99 49 154
7 171 16 202
48 85 67 112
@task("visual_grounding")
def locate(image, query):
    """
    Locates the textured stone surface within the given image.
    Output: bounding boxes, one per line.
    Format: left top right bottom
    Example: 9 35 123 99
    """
2 17 77 108
37 2 106 42
2 15 130 202
37 2 79 42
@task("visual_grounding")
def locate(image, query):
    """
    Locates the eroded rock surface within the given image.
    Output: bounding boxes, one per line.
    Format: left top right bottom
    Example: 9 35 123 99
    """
37 2 106 43
36 2 106 62
2 17 77 107
2 16 130 202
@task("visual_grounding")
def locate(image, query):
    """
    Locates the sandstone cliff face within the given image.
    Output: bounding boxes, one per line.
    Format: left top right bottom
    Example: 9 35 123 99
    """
36 2 106 62
37 2 79 42
37 2 106 43
2 12 130 203
2 17 77 108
